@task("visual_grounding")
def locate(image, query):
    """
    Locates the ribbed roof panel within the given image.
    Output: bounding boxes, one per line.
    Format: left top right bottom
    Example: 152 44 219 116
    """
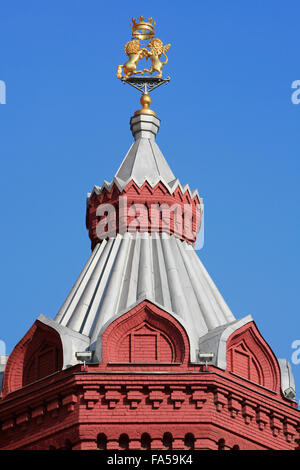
55 233 235 357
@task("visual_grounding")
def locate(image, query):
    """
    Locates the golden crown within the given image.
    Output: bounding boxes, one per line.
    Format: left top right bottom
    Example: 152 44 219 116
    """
130 16 155 40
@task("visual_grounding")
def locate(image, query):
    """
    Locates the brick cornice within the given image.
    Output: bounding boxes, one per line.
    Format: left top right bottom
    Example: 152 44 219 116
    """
1 362 299 450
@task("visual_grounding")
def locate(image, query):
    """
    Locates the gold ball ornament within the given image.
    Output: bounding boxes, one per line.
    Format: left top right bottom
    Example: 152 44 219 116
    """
134 94 157 116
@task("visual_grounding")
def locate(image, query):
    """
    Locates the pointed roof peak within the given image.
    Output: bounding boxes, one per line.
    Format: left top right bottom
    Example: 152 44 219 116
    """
88 113 200 200
115 113 176 187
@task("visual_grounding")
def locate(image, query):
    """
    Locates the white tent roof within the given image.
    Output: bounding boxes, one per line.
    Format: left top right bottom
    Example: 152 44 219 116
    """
55 232 235 361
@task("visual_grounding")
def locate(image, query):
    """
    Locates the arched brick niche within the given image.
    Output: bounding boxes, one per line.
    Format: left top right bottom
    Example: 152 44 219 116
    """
227 322 280 393
2 320 63 397
101 301 189 365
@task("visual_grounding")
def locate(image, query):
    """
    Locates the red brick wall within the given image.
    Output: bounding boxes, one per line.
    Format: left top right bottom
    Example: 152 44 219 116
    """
101 301 189 365
86 181 202 249
2 320 63 396
227 321 280 393
0 302 299 450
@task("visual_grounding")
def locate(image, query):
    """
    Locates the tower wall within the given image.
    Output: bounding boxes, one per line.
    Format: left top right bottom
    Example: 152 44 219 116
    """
0 300 299 450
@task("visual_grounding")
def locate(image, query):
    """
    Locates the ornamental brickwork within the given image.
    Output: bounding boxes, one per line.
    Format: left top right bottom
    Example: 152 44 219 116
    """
0 300 299 450
86 181 202 250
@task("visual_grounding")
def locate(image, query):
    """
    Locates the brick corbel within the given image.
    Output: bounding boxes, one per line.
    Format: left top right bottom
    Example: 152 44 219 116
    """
191 386 207 409
32 405 45 424
16 411 29 428
104 386 122 409
270 412 283 437
2 418 14 432
126 386 143 409
213 390 227 412
47 399 60 418
83 387 100 409
283 417 298 443
62 394 78 413
242 399 256 424
170 386 186 409
148 386 165 409
228 394 242 418
256 406 269 431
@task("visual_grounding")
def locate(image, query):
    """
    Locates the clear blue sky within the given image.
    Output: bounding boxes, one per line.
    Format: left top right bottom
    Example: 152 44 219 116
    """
1 1 300 394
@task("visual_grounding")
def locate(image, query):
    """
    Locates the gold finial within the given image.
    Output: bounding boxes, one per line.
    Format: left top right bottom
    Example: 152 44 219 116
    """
116 17 171 116
134 94 156 117
116 16 171 80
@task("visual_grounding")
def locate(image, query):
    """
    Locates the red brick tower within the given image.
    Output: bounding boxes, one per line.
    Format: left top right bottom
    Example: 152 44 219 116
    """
0 22 299 450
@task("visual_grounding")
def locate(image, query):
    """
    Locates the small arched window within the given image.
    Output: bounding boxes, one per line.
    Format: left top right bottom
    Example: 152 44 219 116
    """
218 438 225 450
141 433 151 450
97 433 107 450
64 439 73 450
163 432 173 450
184 433 195 450
119 433 129 450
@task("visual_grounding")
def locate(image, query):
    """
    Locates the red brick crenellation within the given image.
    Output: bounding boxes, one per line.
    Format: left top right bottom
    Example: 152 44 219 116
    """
86 181 202 249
